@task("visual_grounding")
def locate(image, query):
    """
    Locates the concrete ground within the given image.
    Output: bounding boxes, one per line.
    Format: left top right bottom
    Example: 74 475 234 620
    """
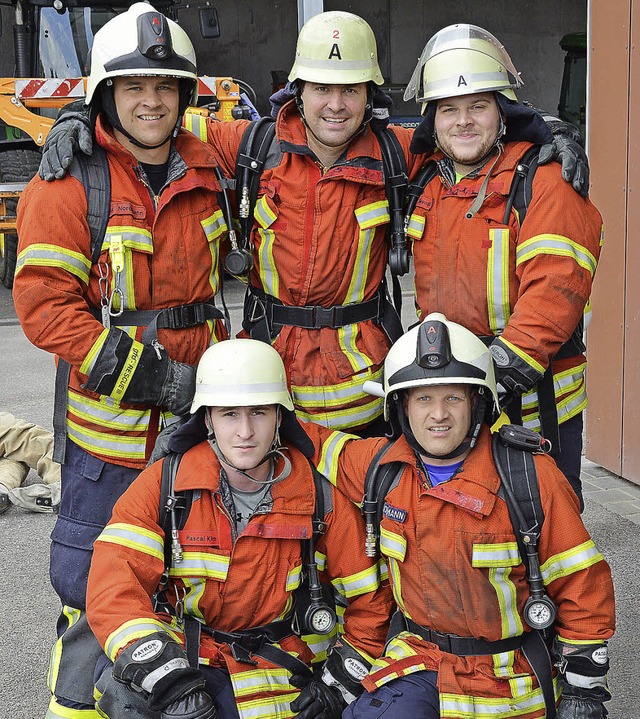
0 278 637 717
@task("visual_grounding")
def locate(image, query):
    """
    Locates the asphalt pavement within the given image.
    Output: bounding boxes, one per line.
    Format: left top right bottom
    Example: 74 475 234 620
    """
0 279 637 717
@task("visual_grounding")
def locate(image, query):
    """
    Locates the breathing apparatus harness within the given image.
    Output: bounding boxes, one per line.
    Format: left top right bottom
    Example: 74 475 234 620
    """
153 440 338 671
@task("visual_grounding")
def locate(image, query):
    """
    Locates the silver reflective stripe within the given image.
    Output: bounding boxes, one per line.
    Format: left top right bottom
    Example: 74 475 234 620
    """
16 244 91 283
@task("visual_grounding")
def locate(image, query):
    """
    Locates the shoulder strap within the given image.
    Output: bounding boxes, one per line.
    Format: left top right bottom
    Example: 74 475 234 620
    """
492 424 545 564
405 160 439 221
502 145 540 226
235 117 277 249
309 462 333 539
70 144 111 264
362 441 405 557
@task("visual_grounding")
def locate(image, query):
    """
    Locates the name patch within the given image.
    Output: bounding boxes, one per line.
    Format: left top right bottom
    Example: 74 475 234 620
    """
383 502 407 523
177 530 217 546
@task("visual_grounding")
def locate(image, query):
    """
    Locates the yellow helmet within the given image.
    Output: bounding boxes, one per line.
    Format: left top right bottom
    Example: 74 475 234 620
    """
85 2 198 106
191 339 294 413
288 11 384 86
404 24 522 113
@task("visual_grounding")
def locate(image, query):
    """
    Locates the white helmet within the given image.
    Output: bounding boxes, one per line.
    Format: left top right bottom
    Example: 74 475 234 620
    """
404 24 522 113
365 312 499 420
85 2 198 106
289 11 384 85
191 339 294 413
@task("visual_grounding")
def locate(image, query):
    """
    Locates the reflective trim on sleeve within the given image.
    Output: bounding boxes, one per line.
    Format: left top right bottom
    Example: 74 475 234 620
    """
516 234 598 276
79 328 111 375
16 243 92 283
315 429 356 487
541 540 604 585
331 563 382 599
95 522 164 560
498 336 545 374
104 618 182 662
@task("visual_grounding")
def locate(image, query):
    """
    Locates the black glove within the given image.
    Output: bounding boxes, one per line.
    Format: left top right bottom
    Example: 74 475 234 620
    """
39 99 94 181
489 339 544 409
556 694 607 719
161 691 217 719
290 676 345 719
157 360 197 417
148 417 190 466
83 330 196 416
538 120 590 197
113 632 207 712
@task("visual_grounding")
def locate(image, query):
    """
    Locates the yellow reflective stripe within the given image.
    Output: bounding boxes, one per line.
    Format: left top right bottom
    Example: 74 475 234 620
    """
380 527 406 561
45 700 101 719
66 418 147 460
111 340 145 402
47 605 81 695
68 389 152 431
523 384 587 432
487 228 511 333
79 328 111 375
344 229 373 305
169 550 230 580
292 367 383 408
104 618 182 661
338 322 371 373
492 651 533 697
95 522 164 560
355 200 389 229
257 227 279 296
231 667 293 697
183 577 207 620
315 429 355 487
406 213 425 240
472 542 520 567
488 566 524 638
386 556 409 615
516 234 598 276
332 563 381 599
16 243 91 283
439 684 556 718
285 563 302 591
522 365 585 409
499 336 545 374
295 396 383 430
105 227 153 253
557 637 607 647
202 209 227 242
378 634 420 663
254 194 277 228
235 690 299 719
541 540 604 585
183 113 208 141
314 549 327 572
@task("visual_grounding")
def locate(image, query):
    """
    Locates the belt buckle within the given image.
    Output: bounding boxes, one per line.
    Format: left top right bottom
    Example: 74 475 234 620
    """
173 304 204 329
313 305 336 328
229 641 259 666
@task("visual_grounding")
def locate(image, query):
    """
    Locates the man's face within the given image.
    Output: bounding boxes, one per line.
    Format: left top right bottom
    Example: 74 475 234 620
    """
434 92 501 172
206 405 278 471
300 82 368 160
404 384 474 465
112 75 180 158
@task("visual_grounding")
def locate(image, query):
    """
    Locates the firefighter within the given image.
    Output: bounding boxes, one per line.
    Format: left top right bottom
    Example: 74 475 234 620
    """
303 314 615 719
38 11 590 438
0 411 60 514
402 24 603 509
13 4 230 717
85 339 393 719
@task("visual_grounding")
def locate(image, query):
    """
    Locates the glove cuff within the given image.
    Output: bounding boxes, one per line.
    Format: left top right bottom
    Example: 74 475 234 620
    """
489 337 544 396
321 639 372 704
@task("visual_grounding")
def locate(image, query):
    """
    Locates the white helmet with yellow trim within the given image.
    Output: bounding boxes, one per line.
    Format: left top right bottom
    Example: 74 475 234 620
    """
191 339 294 413
404 24 522 113
289 11 384 85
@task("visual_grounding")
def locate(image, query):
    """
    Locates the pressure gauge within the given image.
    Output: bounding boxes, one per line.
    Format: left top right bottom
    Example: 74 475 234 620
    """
523 595 556 630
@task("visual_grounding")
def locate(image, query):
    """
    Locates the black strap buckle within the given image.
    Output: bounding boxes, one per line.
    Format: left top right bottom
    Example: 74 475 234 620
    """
165 303 206 329
312 305 338 328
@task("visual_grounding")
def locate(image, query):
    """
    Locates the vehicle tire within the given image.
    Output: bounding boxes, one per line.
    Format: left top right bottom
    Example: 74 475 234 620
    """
0 148 41 288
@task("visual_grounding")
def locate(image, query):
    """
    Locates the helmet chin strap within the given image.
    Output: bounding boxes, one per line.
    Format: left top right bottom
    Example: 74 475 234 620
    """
207 407 292 487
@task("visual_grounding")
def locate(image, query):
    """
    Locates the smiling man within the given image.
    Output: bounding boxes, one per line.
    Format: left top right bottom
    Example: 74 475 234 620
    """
403 24 604 510
304 313 615 719
13 4 230 717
